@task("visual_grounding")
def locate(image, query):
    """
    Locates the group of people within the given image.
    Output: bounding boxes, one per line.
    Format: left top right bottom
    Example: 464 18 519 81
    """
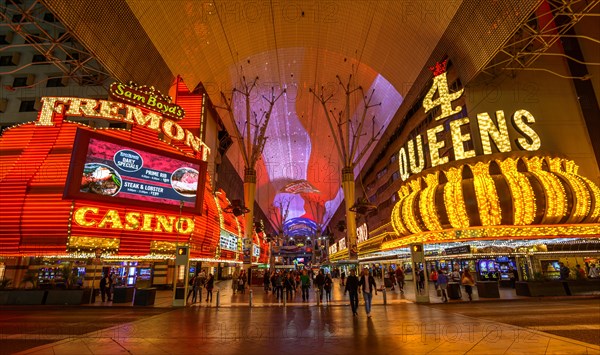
261 269 334 302
344 268 378 317
428 268 476 302
560 262 599 280
186 271 215 303
232 270 248 294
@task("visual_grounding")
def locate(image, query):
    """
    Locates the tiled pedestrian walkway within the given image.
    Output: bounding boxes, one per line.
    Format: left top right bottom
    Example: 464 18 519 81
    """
15 298 600 355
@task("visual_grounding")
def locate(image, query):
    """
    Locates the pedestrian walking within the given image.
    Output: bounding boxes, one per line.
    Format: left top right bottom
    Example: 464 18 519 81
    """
359 268 377 317
314 270 325 302
396 267 405 293
324 273 333 303
437 269 449 303
205 274 214 302
99 274 110 302
388 267 397 291
186 274 197 304
344 269 359 316
300 269 310 302
461 269 475 301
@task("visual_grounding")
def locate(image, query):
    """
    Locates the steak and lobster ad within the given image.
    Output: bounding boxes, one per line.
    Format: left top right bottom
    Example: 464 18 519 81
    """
65 129 206 213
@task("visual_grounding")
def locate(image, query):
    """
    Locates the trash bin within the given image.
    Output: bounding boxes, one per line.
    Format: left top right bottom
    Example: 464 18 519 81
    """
447 282 462 300
476 281 500 298
113 287 135 303
134 288 156 306
175 287 186 300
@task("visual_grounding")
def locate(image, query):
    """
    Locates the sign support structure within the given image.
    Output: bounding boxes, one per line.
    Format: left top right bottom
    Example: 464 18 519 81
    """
410 243 430 303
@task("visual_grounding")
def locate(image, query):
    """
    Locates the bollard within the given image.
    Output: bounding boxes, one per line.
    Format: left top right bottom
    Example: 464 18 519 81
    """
383 286 387 305
249 289 253 307
216 290 220 308
316 289 320 306
283 289 287 306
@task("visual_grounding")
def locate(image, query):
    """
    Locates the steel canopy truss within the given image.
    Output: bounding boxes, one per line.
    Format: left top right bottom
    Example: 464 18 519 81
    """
482 0 600 79
0 0 110 88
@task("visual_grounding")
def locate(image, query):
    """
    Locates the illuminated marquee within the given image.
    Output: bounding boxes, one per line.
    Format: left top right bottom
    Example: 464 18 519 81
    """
73 206 194 234
109 82 186 121
398 60 541 181
36 97 210 160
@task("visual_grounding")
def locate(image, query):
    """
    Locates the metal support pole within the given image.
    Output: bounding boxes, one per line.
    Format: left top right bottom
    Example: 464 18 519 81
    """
216 290 220 308
383 286 387 305
89 263 97 304
249 289 253 307
283 289 287 306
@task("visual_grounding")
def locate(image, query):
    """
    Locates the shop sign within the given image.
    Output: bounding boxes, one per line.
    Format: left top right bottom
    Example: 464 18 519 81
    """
329 244 338 254
444 245 471 255
109 82 185 121
398 59 541 181
73 205 194 234
357 223 368 243
338 238 347 251
36 97 210 160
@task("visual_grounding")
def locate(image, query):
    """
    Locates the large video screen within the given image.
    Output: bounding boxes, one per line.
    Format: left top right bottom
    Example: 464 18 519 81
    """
65 129 207 213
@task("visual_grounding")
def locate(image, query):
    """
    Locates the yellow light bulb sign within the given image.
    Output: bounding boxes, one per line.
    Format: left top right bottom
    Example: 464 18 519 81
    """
397 59 542 182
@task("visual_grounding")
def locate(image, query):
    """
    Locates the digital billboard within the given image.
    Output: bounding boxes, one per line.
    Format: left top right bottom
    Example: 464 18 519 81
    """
65 129 207 213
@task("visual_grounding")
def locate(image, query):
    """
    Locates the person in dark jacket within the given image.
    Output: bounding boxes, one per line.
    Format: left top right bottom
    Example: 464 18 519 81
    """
359 268 377 317
323 273 333 302
205 274 214 302
284 273 295 300
344 269 360 316
314 270 325 302
99 275 110 302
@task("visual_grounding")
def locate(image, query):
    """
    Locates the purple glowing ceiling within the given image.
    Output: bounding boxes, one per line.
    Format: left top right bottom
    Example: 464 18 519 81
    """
223 48 402 235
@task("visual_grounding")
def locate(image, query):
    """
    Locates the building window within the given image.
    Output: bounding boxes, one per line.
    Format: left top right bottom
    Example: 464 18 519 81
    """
67 52 80 61
46 77 65 87
12 77 28 87
0 56 16 66
19 100 37 112
31 54 47 64
0 35 9 45
11 14 23 22
43 13 57 22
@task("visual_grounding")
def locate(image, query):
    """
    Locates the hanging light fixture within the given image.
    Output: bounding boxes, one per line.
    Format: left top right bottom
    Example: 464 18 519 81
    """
223 199 250 217
349 197 377 215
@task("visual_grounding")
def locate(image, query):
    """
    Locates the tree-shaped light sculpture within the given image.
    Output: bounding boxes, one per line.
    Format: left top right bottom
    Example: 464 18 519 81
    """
309 74 383 260
305 194 328 263
217 77 285 268
267 195 293 269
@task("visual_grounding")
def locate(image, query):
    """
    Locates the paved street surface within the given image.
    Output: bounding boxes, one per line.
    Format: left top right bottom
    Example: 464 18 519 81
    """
1 282 598 355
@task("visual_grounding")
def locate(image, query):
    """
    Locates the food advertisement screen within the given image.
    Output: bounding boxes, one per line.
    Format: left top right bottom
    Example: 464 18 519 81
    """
65 129 206 213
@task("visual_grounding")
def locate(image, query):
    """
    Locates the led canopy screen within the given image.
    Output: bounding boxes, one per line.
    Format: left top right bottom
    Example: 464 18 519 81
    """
65 129 207 213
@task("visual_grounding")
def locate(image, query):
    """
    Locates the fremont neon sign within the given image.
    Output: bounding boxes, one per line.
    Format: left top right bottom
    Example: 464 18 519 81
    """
36 96 210 160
